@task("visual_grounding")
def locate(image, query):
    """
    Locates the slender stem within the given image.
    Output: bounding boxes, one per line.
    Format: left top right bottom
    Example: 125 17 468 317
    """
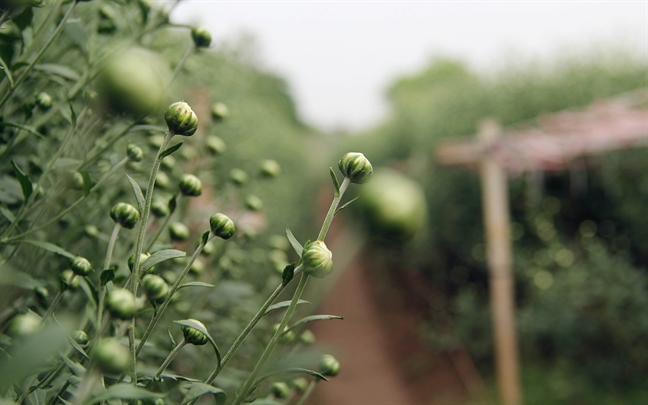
295 380 318 405
78 120 141 171
153 339 187 379
169 47 193 86
144 194 182 252
97 224 121 328
41 273 76 323
233 273 310 405
317 177 350 241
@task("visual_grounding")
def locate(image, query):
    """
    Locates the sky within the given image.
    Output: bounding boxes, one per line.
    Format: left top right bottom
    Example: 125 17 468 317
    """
172 1 647 131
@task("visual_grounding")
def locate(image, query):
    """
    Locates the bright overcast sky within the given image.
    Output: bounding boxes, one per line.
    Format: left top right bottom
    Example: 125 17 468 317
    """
172 1 647 131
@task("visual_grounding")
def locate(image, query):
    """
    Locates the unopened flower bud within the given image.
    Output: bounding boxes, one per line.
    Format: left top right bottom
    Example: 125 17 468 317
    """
271 382 290 399
338 152 373 184
85 225 99 237
68 170 85 190
179 174 202 196
169 222 190 242
319 354 340 377
151 198 170 218
210 102 229 121
201 241 216 256
272 323 295 345
244 194 263 211
181 320 209 345
209 213 235 240
106 288 137 319
161 155 176 170
110 202 140 229
300 329 316 345
206 136 226 155
141 274 169 302
229 168 248 186
302 240 333 278
72 330 89 346
191 27 212 48
165 101 198 136
93 339 129 374
8 313 41 338
61 270 80 288
127 144 144 162
35 92 52 110
98 5 117 34
34 286 49 302
155 171 170 189
260 159 281 178
128 252 152 273
190 258 205 274
291 377 308 393
71 256 93 276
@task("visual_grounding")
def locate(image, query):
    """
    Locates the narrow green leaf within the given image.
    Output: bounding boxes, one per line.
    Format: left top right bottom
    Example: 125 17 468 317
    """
69 103 77 126
22 240 74 259
264 299 310 315
285 226 303 256
286 315 343 333
281 263 295 287
0 56 14 88
335 196 359 215
68 339 89 360
256 368 328 384
168 327 176 348
181 383 226 405
81 171 93 197
59 275 70 293
141 249 186 273
100 268 115 286
0 122 46 139
126 174 145 213
178 282 214 290
88 384 164 404
0 205 15 223
23 103 33 120
173 320 221 368
79 277 98 306
34 64 80 81
159 142 183 160
168 194 177 214
58 397 74 405
61 356 86 376
10 159 33 201
201 230 209 246
329 167 340 197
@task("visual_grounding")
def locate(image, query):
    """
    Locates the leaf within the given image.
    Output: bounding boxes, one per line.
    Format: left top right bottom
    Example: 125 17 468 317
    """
13 7 34 31
88 384 164 404
201 231 209 246
0 122 45 139
256 368 328 384
181 383 226 405
10 159 33 201
0 56 14 88
68 339 89 360
126 174 145 213
81 171 93 197
281 263 295 287
61 356 86 376
141 249 186 273
78 277 98 306
168 194 177 214
168 327 176 348
285 226 303 256
329 167 340 197
69 103 77 126
100 268 115 286
264 299 310 315
159 142 183 160
335 196 359 215
173 320 221 368
286 315 343 333
58 397 74 405
34 64 80 81
0 205 15 223
21 240 74 259
178 282 214 290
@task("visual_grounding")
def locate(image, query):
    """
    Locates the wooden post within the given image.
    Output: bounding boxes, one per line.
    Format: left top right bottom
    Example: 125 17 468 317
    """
478 119 522 405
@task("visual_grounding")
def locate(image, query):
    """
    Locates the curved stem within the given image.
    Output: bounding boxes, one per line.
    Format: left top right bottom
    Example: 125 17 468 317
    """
40 273 76 323
295 380 318 405
97 224 121 328
169 47 193 87
317 177 350 241
153 339 187 379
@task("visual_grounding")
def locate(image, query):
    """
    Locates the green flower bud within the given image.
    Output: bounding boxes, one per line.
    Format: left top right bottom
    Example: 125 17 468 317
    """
68 170 85 190
191 27 212 48
149 134 165 149
110 202 140 229
190 258 205 274
179 174 202 197
35 92 52 110
271 382 290 399
34 286 49 302
162 270 177 285
206 136 226 155
155 171 170 189
61 270 80 288
85 225 99 237
72 330 89 346
161 155 176 170
141 274 169 302
93 339 129 374
106 288 137 319
181 319 209 345
302 240 333 278
299 329 315 345
260 160 281 178
165 101 198 136
8 313 41 338
272 323 295 345
137 0 151 16
127 144 144 162
98 5 117 34
201 240 216 256
269 235 289 251
291 377 308 393
169 222 190 242
71 256 93 276
319 354 340 377
229 168 248 186
128 253 153 273
209 213 235 239
244 194 263 211
151 198 170 218
210 103 229 121
338 152 373 184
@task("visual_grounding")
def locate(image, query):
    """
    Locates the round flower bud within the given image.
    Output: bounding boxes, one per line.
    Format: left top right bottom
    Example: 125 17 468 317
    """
319 354 340 377
8 313 41 338
93 339 129 374
272 323 295 345
85 225 99 237
61 270 80 289
291 377 308 393
201 241 216 256
34 286 49 302
151 198 170 218
141 274 169 302
179 174 202 197
271 382 290 399
229 168 248 186
128 252 153 273
301 241 333 278
35 92 52 110
165 101 198 136
338 152 373 184
260 160 281 178
161 155 176 170
110 202 140 229
169 222 190 242
127 144 144 162
181 320 209 345
209 213 235 240
300 329 316 345
149 134 165 149
71 256 93 276
206 136 226 155
190 258 205 274
244 194 263 212
67 170 84 190
191 27 212 48
210 103 229 121
106 288 137 319
155 171 170 189
98 5 117 34
72 330 89 346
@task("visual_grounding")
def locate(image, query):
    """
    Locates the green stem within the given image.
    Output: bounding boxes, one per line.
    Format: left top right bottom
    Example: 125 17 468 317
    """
317 177 350 241
40 273 76 323
97 224 121 329
78 120 142 171
144 194 182 252
295 380 318 405
233 273 310 405
153 339 187 379
169 47 193 86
